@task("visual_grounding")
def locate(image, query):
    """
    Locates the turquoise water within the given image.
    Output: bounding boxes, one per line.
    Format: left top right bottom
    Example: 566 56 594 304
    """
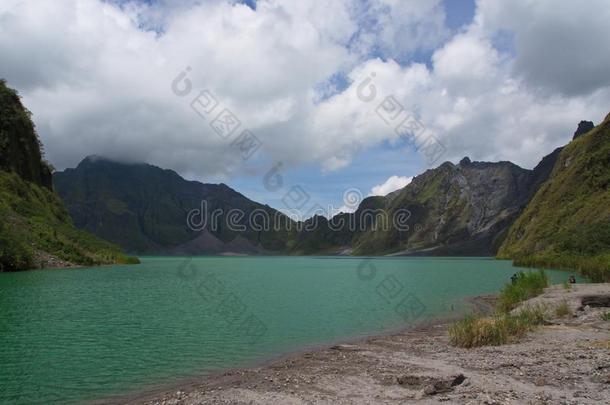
0 257 577 404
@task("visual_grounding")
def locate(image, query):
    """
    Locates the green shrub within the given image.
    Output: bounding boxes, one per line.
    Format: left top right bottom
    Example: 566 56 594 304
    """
601 312 610 321
0 223 33 271
498 270 549 312
117 256 141 265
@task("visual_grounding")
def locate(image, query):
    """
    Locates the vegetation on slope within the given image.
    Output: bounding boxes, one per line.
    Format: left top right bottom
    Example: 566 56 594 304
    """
0 80 137 271
498 114 610 281
0 79 53 188
0 171 136 271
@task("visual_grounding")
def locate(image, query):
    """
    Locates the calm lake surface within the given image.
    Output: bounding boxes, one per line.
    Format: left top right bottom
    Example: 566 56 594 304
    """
0 256 577 404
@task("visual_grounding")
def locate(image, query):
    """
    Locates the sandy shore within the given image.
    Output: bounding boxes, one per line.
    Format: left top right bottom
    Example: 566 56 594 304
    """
112 284 609 404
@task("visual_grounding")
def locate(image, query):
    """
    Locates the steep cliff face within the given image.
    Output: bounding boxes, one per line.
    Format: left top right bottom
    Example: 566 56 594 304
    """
498 115 610 281
0 81 132 271
0 80 52 189
54 157 295 254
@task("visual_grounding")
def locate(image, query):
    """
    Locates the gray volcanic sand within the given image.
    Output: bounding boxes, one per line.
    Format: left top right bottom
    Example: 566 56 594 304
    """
116 284 610 405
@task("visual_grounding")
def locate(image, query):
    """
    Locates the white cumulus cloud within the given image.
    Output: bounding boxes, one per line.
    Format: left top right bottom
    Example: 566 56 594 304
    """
370 175 413 196
1 0 609 182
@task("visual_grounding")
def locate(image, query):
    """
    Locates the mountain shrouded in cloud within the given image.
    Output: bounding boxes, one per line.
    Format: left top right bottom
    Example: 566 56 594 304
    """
1 0 610 203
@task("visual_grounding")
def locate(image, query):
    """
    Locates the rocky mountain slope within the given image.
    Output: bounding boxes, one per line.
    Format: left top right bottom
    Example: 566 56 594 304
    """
60 155 548 257
293 153 560 256
53 152 559 257
498 114 610 281
53 117 605 263
358 158 537 255
54 157 295 254
0 80 135 271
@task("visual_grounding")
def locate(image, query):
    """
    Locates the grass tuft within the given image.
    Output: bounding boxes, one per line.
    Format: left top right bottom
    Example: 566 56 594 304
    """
601 312 610 321
554 300 573 318
498 270 548 313
449 306 547 348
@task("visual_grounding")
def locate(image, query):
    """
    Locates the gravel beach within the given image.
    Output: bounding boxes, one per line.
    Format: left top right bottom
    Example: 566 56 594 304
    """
109 284 610 405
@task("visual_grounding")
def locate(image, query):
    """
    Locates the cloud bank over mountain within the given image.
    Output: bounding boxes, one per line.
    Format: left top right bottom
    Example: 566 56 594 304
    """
1 0 609 181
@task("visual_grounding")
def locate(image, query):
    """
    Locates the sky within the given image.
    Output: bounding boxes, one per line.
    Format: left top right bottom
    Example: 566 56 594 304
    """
2 0 610 217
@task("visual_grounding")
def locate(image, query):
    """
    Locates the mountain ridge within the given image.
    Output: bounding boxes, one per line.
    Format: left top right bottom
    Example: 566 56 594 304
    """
55 149 558 258
51 115 608 281
54 155 295 254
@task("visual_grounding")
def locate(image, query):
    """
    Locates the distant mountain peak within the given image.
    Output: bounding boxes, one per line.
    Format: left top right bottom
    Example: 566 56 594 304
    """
79 155 108 166
54 159 293 255
82 154 106 162
459 157 471 166
573 120 595 140
78 155 145 167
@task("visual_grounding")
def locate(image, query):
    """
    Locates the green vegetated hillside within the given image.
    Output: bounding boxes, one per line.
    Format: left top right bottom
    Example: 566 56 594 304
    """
0 171 137 271
54 157 295 254
498 114 610 281
0 80 136 271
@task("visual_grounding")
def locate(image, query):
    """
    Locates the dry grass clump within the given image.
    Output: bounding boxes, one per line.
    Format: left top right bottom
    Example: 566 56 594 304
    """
554 300 573 318
449 306 546 348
